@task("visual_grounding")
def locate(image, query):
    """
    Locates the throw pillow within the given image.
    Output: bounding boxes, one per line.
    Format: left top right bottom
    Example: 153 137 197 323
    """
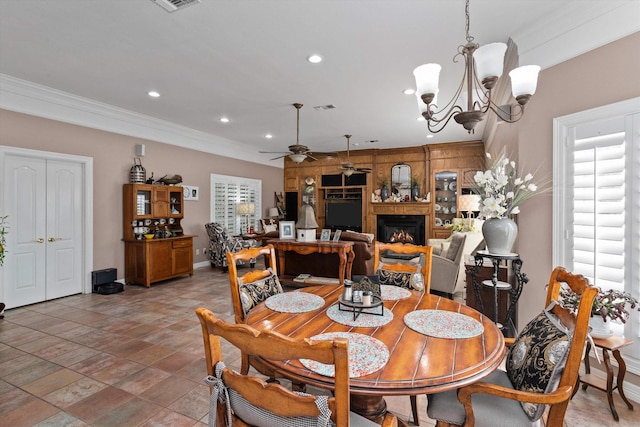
237 268 283 315
506 301 572 421
353 275 381 297
376 262 424 291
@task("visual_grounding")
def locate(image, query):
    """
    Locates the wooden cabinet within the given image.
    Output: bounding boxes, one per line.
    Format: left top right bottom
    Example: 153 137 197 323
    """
123 184 193 287
124 237 193 287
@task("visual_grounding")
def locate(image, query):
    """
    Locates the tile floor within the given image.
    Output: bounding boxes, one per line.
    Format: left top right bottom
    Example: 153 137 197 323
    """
1 264 638 426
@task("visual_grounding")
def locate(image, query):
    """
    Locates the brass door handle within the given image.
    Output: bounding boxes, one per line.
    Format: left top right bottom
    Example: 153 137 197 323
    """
48 237 61 242
35 238 45 243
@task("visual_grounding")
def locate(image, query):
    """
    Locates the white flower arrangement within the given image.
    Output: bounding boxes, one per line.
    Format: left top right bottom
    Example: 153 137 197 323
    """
473 152 548 219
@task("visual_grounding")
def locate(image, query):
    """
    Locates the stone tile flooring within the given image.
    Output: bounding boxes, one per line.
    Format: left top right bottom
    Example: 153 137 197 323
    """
1 264 638 426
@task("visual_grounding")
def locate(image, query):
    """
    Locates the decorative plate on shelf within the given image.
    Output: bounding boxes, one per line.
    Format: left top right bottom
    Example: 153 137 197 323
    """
449 181 457 191
435 218 443 226
434 204 442 211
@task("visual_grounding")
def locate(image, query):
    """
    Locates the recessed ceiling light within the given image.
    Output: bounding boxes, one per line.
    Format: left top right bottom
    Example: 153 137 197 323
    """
307 54 323 64
148 91 160 98
265 134 273 139
403 88 415 95
426 134 434 139
219 117 230 123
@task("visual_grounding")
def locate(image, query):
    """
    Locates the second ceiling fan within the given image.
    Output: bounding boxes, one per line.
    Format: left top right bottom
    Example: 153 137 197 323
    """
259 103 337 163
340 134 372 176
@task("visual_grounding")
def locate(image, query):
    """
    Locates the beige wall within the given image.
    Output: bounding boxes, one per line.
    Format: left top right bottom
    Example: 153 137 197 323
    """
0 109 283 278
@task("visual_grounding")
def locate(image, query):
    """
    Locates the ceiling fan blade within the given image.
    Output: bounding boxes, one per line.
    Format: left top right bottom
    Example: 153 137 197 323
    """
269 154 289 160
356 168 372 173
260 150 291 154
310 151 339 158
305 154 318 161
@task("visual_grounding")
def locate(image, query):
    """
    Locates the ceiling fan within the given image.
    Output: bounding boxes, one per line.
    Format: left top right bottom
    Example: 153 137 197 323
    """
340 134 372 176
259 103 337 163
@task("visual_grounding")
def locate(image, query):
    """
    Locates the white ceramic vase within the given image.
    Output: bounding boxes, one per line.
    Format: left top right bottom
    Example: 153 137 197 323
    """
482 217 518 254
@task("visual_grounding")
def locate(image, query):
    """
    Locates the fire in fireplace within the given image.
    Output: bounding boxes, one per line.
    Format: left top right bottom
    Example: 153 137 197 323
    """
389 230 415 243
377 215 425 246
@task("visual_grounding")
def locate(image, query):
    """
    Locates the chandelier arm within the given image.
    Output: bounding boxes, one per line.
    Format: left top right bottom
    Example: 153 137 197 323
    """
486 102 526 123
426 109 463 134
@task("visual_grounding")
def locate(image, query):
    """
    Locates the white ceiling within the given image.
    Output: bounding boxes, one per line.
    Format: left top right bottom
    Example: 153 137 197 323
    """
0 0 638 167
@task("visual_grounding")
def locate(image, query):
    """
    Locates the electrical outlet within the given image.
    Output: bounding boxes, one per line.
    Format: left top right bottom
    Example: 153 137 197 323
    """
196 248 200 256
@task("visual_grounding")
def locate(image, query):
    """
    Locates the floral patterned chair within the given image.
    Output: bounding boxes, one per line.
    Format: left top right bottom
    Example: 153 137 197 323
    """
204 222 258 271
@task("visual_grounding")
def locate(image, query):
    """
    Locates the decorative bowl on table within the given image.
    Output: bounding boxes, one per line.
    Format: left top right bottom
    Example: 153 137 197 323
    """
144 234 155 240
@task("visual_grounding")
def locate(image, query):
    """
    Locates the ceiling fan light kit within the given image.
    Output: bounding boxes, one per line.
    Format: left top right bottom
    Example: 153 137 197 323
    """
413 0 540 134
340 134 372 176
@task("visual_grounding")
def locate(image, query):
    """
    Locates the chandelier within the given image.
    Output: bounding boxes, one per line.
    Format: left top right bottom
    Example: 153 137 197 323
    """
413 0 540 133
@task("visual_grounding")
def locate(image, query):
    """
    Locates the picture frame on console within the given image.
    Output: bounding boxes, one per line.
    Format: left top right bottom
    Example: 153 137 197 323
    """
320 229 331 241
333 229 342 241
279 221 295 239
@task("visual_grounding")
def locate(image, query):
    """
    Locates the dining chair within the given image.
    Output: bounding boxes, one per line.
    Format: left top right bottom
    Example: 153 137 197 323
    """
226 245 282 379
195 308 398 427
427 266 598 427
205 222 258 271
373 241 433 425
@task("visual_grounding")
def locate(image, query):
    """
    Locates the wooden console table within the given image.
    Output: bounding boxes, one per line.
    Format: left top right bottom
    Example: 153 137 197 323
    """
269 239 355 287
579 336 634 421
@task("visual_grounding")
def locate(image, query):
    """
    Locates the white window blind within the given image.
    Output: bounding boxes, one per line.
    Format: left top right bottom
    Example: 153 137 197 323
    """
210 174 261 235
554 98 640 368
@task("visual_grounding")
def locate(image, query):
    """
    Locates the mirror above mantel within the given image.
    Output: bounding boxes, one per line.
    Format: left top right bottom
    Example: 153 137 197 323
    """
391 163 411 201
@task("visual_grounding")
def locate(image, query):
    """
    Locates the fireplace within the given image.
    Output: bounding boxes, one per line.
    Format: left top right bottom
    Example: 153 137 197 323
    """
376 215 425 246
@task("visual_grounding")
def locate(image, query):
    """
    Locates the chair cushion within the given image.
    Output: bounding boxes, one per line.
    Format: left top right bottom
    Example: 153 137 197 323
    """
237 268 283 315
376 262 424 291
427 369 538 427
506 301 572 421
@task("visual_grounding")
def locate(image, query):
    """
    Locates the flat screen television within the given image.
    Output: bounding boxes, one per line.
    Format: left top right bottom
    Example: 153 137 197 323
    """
325 201 362 231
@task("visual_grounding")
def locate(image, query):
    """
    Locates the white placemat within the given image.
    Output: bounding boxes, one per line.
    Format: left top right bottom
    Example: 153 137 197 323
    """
380 285 412 301
301 332 389 378
326 304 393 327
265 292 325 313
404 310 484 338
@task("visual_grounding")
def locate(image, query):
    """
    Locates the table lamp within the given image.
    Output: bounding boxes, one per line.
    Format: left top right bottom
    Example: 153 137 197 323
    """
458 194 481 218
268 207 280 219
296 204 319 242
236 202 255 234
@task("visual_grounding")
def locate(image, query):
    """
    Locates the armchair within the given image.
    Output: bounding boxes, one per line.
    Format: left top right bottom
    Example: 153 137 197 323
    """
204 222 258 271
430 233 466 298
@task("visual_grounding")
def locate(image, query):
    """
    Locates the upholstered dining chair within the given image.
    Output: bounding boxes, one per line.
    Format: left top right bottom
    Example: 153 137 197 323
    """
195 308 398 427
427 266 597 427
373 241 433 425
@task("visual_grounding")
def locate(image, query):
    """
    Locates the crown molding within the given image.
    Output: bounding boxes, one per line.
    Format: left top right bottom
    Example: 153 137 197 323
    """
513 1 640 69
0 74 283 168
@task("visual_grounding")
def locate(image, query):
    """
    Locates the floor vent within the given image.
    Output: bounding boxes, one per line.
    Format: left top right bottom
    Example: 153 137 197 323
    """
151 0 201 13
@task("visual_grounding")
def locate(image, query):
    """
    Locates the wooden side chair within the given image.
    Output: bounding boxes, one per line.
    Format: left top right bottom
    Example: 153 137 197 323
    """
226 245 281 377
427 266 598 427
373 242 433 293
195 308 398 427
373 241 433 425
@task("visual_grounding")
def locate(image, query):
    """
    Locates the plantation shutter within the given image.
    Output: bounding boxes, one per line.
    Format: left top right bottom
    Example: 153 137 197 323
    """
569 117 626 293
210 174 262 235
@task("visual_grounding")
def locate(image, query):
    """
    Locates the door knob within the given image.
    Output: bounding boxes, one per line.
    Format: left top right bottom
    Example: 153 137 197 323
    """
35 238 45 243
48 237 61 242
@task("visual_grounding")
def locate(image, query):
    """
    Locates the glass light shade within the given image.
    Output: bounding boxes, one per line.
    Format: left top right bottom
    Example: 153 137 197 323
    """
289 154 307 163
236 202 255 215
268 207 279 218
343 168 354 177
296 204 319 229
473 42 507 80
413 63 441 97
509 65 541 97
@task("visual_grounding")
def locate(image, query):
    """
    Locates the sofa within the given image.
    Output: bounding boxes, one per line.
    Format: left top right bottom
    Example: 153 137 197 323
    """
262 230 375 278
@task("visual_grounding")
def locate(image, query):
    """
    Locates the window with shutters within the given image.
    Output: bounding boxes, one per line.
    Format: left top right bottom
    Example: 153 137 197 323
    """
210 174 261 235
553 97 640 370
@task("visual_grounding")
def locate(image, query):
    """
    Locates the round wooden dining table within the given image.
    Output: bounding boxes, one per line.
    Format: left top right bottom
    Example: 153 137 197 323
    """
245 285 505 424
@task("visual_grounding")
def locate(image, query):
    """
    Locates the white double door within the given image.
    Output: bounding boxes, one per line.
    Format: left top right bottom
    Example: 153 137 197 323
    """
2 150 87 308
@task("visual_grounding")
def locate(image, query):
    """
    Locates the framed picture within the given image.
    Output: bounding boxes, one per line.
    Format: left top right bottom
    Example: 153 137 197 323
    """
333 229 342 242
183 185 199 201
279 221 295 239
320 229 331 241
